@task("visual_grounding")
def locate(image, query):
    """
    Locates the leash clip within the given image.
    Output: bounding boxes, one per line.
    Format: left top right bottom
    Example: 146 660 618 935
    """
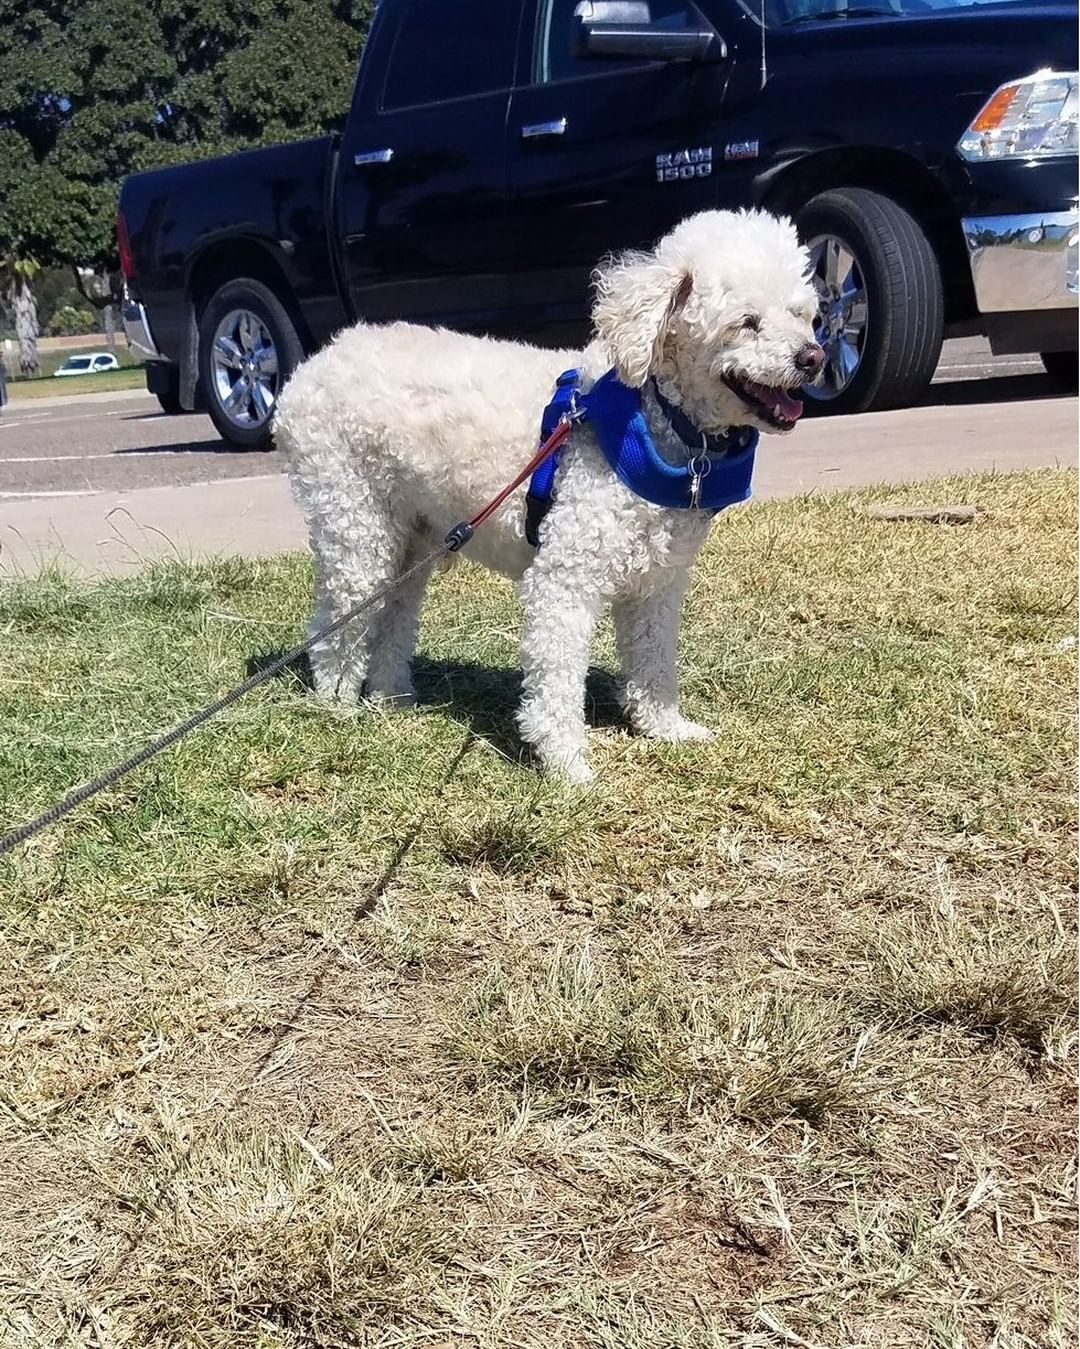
444 521 475 552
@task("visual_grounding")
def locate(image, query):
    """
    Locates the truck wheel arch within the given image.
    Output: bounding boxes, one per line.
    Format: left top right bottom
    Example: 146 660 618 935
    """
178 239 312 411
758 147 974 326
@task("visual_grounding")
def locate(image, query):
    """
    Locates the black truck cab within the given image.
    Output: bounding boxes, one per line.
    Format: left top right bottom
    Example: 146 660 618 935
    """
120 0 1078 448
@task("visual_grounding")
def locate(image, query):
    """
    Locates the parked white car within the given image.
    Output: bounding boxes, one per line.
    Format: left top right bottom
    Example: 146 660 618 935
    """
53 352 120 377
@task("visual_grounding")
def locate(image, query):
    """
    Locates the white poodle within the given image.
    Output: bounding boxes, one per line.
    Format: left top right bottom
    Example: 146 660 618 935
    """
275 209 822 783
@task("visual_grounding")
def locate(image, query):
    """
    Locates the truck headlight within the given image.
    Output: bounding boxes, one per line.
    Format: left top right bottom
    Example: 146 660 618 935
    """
958 71 1078 162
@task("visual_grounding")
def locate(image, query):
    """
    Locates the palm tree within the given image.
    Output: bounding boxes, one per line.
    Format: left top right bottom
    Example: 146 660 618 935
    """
1 252 41 377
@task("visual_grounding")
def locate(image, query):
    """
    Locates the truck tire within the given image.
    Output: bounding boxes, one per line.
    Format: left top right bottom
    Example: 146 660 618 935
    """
796 188 944 415
1041 351 1078 391
197 277 303 450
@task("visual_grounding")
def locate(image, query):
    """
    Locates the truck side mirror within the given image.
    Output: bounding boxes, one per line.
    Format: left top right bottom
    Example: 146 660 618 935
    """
573 1 726 63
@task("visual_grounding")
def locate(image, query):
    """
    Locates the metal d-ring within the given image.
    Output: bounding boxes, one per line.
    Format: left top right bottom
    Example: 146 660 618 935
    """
687 444 712 510
687 448 713 482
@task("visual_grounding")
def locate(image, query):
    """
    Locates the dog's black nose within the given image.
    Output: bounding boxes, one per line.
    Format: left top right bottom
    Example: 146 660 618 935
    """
795 343 826 376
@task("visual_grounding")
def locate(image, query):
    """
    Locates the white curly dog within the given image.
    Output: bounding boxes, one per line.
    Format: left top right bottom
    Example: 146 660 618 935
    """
275 209 822 784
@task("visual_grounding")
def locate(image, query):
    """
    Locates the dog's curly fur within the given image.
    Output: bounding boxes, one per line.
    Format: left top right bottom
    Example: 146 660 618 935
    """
275 209 820 783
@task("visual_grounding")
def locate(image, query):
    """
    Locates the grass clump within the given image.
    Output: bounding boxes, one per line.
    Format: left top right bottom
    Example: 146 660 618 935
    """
447 943 867 1122
446 942 676 1091
364 894 450 968
0 566 93 632
439 788 596 874
387 1126 494 1184
558 1288 750 1347
850 910 1077 1059
114 556 268 614
116 1128 460 1349
684 988 865 1123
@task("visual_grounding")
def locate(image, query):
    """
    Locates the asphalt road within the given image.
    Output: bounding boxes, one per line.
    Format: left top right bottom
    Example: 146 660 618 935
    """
0 391 280 497
0 338 1069 499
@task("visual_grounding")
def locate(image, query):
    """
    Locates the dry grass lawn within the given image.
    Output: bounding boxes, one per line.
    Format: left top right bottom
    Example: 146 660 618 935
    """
0 470 1075 1348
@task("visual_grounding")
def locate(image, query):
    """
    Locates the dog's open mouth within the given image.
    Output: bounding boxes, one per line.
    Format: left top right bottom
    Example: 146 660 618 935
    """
723 374 804 430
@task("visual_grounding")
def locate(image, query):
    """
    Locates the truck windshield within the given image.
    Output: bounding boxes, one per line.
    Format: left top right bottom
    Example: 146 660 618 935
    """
776 0 1028 21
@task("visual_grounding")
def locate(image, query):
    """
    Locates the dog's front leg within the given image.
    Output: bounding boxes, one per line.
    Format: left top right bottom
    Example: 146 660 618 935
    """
517 567 604 785
613 579 714 744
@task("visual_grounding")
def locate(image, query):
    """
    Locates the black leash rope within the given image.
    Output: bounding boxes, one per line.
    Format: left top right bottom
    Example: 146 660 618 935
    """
0 413 578 860
0 414 580 860
0 538 455 859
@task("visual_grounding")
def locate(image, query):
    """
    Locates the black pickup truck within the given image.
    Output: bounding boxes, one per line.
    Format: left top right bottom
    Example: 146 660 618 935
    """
119 0 1078 449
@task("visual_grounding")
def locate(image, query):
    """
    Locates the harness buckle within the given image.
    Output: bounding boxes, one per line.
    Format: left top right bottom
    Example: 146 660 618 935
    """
561 389 586 425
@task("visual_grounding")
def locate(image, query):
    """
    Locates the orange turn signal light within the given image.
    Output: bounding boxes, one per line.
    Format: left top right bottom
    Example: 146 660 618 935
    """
972 83 1020 132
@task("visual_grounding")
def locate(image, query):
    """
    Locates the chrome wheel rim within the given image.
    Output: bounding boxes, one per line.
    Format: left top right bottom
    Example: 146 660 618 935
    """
210 309 280 428
805 233 869 401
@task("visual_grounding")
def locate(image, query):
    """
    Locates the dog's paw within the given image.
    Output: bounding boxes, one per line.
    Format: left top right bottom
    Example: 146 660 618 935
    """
310 677 361 709
540 752 595 786
364 688 418 712
656 718 715 744
563 758 595 786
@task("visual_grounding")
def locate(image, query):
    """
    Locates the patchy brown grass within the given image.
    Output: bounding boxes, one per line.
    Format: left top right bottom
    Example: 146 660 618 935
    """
445 943 872 1123
0 470 1075 1347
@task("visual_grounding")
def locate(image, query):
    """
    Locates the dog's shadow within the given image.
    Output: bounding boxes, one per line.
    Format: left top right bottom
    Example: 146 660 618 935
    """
247 650 625 758
414 657 625 755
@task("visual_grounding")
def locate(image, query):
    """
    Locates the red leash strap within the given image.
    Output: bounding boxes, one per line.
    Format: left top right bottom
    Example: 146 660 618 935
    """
444 418 574 550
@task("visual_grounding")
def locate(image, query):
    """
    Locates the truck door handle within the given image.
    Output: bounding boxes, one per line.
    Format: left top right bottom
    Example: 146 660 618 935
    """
353 148 395 166
520 118 567 140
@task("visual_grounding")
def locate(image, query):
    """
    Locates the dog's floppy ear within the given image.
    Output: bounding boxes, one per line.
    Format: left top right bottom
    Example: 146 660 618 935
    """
592 250 692 387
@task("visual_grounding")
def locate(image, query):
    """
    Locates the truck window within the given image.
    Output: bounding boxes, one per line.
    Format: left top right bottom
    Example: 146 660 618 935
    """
381 0 521 111
535 0 692 84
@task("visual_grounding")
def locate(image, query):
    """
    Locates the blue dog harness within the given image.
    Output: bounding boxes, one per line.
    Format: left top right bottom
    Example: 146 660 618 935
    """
524 368 758 546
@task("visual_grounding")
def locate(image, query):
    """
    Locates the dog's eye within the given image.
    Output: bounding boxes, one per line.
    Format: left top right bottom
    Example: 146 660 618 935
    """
740 314 761 333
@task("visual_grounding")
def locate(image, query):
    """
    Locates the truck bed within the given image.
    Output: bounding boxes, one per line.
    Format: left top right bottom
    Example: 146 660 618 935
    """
121 135 347 365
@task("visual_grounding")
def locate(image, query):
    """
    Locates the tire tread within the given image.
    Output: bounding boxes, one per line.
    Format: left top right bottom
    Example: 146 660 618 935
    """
798 187 944 414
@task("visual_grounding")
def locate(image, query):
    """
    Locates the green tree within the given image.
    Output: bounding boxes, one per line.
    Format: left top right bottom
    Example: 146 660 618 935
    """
0 0 375 350
46 304 98 337
33 266 91 330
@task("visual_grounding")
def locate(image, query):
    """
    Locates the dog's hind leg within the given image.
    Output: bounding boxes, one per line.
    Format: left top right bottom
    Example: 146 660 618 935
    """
304 485 410 706
364 525 438 708
612 580 714 743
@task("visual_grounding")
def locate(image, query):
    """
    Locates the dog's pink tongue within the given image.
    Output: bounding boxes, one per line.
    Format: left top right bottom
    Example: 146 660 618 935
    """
747 381 804 421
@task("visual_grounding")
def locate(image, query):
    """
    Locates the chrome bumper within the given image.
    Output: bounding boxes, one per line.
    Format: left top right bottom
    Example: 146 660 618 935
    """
122 297 162 362
962 209 1078 315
